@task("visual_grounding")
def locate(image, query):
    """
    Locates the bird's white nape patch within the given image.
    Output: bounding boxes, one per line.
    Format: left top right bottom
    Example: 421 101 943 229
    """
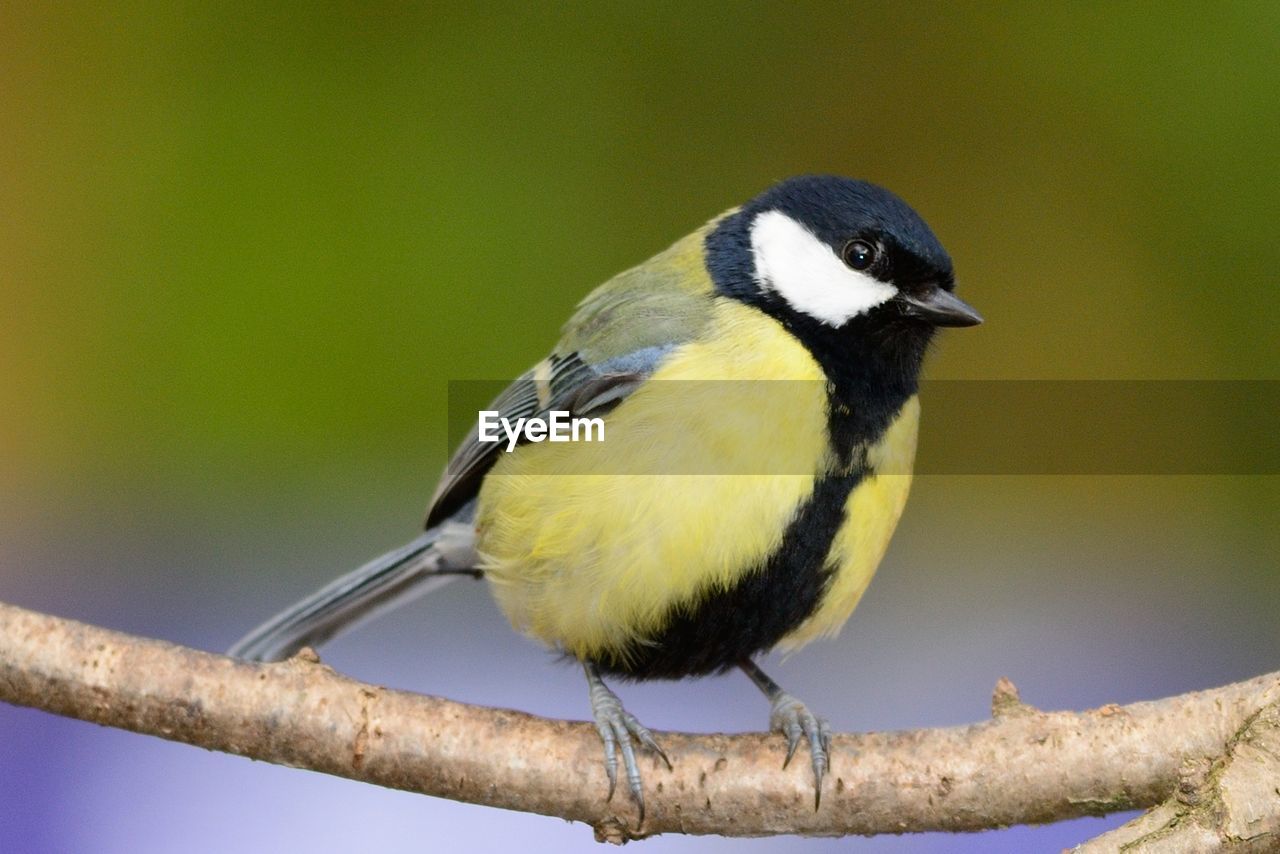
749 210 897 326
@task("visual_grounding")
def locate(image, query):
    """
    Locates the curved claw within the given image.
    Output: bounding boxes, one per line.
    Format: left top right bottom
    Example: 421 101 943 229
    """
768 690 831 809
592 716 621 803
629 717 673 771
586 664 669 824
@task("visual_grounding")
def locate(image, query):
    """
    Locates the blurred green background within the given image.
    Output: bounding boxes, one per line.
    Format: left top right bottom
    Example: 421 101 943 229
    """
2 4 1277 852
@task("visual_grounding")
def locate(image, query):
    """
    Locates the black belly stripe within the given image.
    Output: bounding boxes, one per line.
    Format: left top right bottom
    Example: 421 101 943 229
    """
593 466 868 681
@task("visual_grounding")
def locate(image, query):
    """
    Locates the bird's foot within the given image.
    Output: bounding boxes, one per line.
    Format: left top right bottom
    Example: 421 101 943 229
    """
739 658 832 808
769 691 832 809
585 663 671 823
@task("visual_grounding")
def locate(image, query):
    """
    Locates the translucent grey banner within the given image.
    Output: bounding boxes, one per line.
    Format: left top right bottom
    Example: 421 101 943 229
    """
446 380 1278 475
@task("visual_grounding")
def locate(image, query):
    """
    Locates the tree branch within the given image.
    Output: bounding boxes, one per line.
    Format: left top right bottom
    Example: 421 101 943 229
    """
1074 699 1280 852
1 599 1277 844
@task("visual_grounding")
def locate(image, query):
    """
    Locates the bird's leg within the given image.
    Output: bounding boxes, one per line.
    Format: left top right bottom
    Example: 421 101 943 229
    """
738 657 832 809
431 568 485 578
584 662 671 823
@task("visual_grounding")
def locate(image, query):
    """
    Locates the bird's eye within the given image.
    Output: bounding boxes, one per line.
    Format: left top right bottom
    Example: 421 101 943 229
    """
841 239 878 271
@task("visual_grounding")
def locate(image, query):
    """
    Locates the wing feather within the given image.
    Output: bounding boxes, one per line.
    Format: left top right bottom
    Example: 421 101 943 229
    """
424 224 718 526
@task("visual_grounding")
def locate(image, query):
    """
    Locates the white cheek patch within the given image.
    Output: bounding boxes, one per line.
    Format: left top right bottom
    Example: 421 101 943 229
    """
749 210 897 326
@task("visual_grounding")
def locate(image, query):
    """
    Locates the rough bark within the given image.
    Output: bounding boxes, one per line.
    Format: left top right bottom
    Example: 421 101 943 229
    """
1 600 1277 844
1073 701 1280 852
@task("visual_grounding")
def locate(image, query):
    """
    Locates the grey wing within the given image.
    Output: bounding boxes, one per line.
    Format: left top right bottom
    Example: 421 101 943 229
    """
424 346 669 527
229 353 656 661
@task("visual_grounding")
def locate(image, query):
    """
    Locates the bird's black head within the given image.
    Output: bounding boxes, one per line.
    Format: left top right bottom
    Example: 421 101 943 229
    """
706 175 980 331
705 175 980 400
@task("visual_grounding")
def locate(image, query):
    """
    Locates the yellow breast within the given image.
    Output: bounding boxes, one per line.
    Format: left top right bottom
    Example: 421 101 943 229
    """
474 299 918 664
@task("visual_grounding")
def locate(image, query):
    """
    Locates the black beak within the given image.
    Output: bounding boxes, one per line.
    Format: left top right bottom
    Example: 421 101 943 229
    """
898 286 983 327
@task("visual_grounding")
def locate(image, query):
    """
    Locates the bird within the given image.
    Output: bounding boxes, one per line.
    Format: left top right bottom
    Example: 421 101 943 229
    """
229 174 982 819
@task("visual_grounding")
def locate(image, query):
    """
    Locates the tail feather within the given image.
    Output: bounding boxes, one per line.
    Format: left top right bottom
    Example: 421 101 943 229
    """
228 518 479 662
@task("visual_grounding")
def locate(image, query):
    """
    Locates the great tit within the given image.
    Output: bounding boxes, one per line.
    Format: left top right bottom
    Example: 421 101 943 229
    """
230 174 981 818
